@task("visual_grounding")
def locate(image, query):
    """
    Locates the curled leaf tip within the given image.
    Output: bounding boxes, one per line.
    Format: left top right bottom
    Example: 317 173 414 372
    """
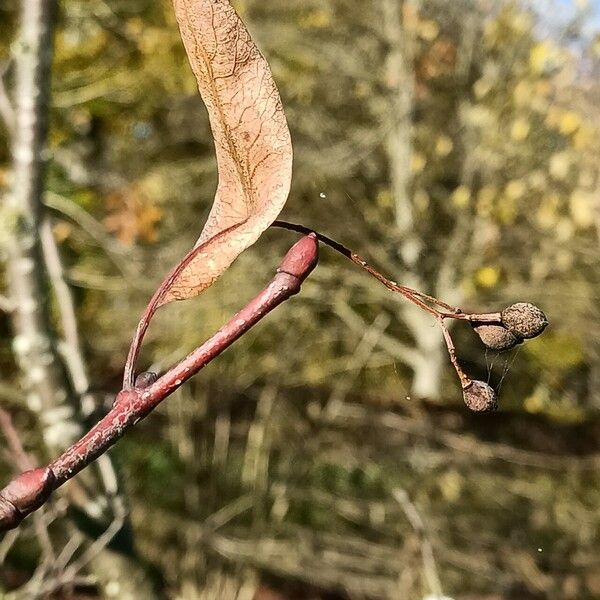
163 0 293 305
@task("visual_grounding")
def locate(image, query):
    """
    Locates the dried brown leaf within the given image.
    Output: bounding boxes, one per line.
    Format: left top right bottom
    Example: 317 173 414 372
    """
160 0 292 305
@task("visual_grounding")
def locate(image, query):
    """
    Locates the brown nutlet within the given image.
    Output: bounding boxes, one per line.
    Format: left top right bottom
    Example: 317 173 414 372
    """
472 323 520 351
463 380 498 412
501 302 548 340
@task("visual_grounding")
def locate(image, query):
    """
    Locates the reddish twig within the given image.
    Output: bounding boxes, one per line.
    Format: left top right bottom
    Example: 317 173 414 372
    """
0 234 318 531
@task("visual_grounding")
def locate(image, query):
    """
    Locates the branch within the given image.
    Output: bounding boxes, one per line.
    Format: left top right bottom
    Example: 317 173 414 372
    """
0 295 14 313
40 218 90 402
0 60 15 135
334 302 418 368
0 233 318 531
392 487 444 598
272 221 547 410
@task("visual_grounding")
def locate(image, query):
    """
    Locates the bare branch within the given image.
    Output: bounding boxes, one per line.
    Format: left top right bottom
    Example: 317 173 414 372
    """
40 218 90 402
0 60 15 135
392 487 444 598
335 302 418 368
0 233 318 531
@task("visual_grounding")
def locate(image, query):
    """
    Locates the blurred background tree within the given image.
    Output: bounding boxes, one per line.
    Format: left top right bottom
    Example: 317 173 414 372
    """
0 0 599 599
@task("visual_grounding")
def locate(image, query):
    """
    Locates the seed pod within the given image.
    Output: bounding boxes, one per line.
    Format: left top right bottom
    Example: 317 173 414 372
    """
472 323 520 351
463 380 498 412
501 302 548 339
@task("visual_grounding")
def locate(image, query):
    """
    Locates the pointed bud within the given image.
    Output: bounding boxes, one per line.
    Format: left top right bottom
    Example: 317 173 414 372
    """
134 371 158 389
463 380 498 412
472 323 520 351
501 303 548 340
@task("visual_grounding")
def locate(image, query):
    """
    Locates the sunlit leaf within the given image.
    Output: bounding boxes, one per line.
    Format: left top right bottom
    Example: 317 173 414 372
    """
158 0 293 305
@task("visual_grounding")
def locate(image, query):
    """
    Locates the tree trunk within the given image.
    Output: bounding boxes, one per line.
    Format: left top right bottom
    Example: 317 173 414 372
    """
382 0 421 266
2 2 163 597
410 327 446 400
381 0 452 400
400 304 446 400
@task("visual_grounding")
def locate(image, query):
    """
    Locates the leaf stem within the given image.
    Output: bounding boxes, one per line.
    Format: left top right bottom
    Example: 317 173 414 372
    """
123 221 245 389
272 221 461 316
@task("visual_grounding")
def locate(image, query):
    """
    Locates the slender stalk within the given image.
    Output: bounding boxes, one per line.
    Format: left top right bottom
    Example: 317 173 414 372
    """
123 221 245 389
437 317 471 389
272 220 461 316
271 220 507 397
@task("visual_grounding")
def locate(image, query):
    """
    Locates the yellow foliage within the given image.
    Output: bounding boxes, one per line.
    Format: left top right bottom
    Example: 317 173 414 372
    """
418 19 439 41
496 197 517 224
549 152 571 180
73 189 96 210
525 387 585 423
573 126 592 149
513 81 532 106
438 470 463 502
558 111 581 135
511 10 533 34
451 185 470 208
434 135 453 157
476 266 500 288
505 179 526 200
354 81 370 99
534 80 551 98
55 28 108 61
569 190 596 229
524 386 550 414
139 27 176 56
556 249 574 271
556 217 575 241
376 189 393 209
300 9 331 29
125 17 145 38
465 105 494 128
483 8 531 47
529 41 563 73
414 189 430 211
527 170 547 191
477 186 496 216
510 118 530 141
536 194 559 229
410 153 427 173
139 172 170 200
545 106 561 129
473 77 492 99
579 169 596 188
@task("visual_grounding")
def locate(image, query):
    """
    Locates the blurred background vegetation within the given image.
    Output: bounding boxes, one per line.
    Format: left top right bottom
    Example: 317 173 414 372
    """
1 0 600 598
